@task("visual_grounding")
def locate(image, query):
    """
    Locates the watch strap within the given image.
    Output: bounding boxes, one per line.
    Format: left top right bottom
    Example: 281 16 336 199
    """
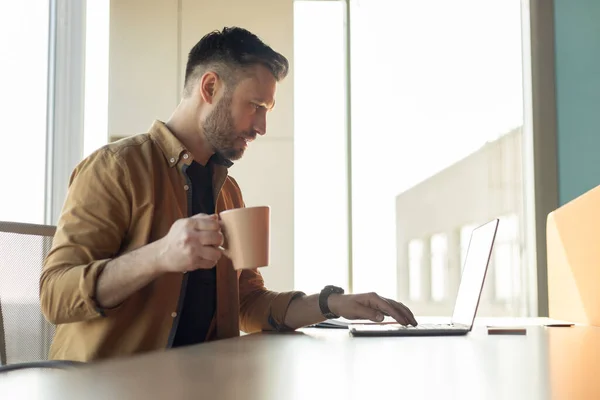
319 285 344 319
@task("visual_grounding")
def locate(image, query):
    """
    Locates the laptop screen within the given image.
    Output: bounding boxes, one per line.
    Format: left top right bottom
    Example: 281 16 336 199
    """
451 219 499 327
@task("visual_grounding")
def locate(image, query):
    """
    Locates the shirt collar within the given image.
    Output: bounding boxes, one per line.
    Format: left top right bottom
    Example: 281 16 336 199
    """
209 152 234 168
148 120 233 168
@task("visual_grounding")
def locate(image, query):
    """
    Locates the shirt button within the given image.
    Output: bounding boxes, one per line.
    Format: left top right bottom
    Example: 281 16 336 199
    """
169 157 175 163
183 153 189 160
184 185 189 191
171 312 177 318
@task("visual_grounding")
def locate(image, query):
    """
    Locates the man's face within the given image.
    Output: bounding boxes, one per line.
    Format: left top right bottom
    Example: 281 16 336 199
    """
202 64 277 161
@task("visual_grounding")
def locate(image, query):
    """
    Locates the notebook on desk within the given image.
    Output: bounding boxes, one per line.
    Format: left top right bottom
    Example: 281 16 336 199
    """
349 218 499 337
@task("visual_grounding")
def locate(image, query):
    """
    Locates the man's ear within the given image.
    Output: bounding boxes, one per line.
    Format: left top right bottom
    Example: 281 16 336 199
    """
199 71 223 104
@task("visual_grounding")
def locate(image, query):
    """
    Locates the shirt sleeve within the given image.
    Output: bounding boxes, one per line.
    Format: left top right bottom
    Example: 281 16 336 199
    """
40 148 132 324
226 175 305 332
238 268 305 332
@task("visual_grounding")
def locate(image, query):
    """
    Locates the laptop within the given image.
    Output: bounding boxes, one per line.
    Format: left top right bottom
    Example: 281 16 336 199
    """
349 218 499 337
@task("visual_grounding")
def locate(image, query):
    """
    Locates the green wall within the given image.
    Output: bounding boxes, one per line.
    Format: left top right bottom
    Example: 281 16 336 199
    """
554 0 600 205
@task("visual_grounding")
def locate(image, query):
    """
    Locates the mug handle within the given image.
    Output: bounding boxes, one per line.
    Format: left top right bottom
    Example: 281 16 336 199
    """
217 245 231 259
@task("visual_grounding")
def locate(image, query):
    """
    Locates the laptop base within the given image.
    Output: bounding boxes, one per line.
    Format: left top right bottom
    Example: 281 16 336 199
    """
349 324 469 337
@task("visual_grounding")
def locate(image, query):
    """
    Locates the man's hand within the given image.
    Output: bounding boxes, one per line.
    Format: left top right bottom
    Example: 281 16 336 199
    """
157 213 224 273
328 292 418 326
92 214 223 310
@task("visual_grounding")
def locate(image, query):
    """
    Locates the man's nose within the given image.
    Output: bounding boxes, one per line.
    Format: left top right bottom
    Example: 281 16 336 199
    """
254 115 267 136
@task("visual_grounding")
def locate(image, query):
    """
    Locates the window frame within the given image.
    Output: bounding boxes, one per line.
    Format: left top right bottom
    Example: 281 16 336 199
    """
521 0 559 316
45 0 87 225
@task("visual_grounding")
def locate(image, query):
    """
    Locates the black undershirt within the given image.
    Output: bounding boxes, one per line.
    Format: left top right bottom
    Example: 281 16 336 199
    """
171 160 217 347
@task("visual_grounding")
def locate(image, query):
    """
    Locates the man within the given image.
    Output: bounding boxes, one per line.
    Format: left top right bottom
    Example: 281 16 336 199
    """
40 27 417 362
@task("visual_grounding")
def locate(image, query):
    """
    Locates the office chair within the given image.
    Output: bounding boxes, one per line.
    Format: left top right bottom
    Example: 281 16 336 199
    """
0 221 82 373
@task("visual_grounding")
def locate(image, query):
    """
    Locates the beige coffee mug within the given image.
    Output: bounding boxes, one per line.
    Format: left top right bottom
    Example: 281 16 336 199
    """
219 206 270 270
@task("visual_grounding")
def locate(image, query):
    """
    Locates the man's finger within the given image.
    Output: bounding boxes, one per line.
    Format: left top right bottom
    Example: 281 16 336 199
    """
197 230 224 247
189 213 213 219
386 298 418 326
189 214 221 231
381 300 410 326
367 294 410 325
197 245 222 264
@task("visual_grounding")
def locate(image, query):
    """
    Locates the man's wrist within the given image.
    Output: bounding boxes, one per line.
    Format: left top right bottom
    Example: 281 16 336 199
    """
318 285 345 318
146 239 168 276
327 293 344 318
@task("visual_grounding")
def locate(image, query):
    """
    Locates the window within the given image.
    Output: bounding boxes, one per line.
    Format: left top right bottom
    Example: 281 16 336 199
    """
430 234 448 302
0 1 110 225
408 239 424 301
493 214 521 304
349 0 531 315
293 1 348 294
84 0 110 158
0 1 50 224
295 0 534 316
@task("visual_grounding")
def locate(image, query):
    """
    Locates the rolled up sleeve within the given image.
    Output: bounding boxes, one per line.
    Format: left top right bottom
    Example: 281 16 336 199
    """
40 148 131 324
238 268 305 333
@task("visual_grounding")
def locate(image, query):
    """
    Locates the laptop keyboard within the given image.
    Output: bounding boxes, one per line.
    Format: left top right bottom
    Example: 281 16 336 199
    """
398 324 463 330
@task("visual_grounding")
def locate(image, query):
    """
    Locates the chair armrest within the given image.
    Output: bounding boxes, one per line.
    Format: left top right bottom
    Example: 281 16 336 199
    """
0 360 84 374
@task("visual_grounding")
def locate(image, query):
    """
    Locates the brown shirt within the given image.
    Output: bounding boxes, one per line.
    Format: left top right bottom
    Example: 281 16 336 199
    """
40 120 302 362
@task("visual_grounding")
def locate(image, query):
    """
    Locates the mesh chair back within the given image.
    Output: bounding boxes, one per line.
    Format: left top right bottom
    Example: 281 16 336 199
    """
0 222 56 365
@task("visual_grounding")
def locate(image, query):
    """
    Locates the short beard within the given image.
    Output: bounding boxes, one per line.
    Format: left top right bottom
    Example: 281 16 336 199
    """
202 93 246 161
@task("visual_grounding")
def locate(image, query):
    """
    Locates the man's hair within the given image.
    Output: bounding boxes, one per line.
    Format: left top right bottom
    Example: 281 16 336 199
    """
183 27 289 97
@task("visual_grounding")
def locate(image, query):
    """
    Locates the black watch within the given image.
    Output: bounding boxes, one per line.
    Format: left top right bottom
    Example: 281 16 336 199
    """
319 285 345 319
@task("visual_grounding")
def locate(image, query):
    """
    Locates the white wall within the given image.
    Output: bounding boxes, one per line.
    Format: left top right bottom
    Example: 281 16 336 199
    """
109 0 295 291
108 0 179 135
